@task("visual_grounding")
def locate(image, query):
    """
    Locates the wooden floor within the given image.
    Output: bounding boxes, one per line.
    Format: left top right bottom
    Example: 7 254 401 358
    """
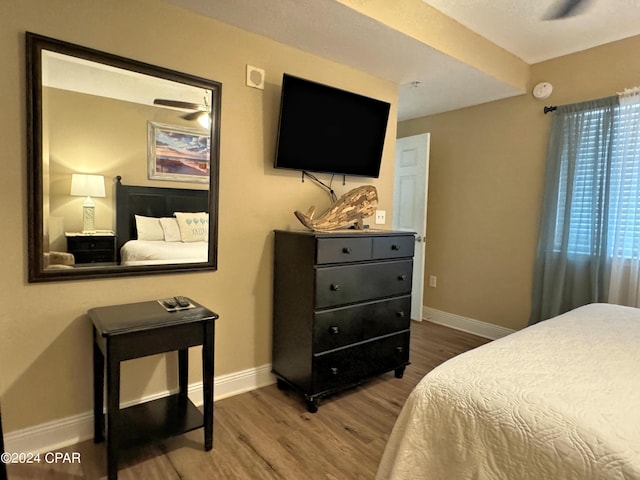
7 321 488 480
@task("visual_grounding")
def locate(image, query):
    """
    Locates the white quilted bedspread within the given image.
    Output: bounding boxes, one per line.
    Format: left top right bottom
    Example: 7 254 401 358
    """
376 303 640 480
120 240 207 265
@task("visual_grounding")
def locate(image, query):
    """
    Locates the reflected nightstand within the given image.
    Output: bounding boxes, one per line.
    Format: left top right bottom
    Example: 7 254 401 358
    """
65 231 116 264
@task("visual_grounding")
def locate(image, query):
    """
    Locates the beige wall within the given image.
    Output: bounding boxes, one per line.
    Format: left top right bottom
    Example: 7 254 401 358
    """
398 34 640 331
0 0 397 432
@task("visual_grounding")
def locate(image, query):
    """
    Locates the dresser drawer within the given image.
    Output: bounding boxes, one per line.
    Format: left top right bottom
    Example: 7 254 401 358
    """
315 260 413 309
316 237 372 264
313 332 410 392
313 296 411 353
372 235 415 260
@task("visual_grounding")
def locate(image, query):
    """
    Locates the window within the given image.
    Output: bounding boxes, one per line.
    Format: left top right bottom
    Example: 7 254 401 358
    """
553 100 640 258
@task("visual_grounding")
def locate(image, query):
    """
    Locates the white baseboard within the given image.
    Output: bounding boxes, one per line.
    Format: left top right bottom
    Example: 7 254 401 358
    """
212 363 275 401
4 364 276 454
422 306 514 340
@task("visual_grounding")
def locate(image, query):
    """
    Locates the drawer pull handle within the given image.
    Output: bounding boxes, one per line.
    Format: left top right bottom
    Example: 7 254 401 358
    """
398 274 407 281
396 311 405 318
331 367 339 375
396 346 404 353
391 244 400 251
329 326 340 334
330 284 341 291
342 247 352 254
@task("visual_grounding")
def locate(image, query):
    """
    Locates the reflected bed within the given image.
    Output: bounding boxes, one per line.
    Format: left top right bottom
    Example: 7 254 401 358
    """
115 177 209 266
120 240 207 265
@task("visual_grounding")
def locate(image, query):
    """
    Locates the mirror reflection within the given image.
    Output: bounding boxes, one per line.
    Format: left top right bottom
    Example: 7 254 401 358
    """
27 33 221 281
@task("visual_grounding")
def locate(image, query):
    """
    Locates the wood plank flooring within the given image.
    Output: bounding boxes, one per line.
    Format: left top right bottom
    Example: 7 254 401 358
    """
6 321 489 480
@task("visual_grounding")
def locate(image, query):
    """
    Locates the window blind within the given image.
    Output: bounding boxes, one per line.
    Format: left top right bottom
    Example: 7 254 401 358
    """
553 101 640 257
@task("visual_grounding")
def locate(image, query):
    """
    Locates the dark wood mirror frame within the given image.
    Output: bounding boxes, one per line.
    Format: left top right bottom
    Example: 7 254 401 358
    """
26 32 221 282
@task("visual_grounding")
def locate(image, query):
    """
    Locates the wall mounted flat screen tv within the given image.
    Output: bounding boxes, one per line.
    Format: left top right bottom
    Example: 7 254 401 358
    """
274 74 390 178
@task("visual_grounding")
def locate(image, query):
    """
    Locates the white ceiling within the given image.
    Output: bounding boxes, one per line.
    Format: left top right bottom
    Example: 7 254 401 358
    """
44 51 208 108
422 0 640 64
165 0 640 120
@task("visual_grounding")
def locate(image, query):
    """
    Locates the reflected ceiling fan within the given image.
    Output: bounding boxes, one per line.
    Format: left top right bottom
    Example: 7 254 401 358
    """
543 0 594 20
153 97 211 127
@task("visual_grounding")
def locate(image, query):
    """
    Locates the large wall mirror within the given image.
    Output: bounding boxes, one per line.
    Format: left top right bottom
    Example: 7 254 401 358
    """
26 32 221 282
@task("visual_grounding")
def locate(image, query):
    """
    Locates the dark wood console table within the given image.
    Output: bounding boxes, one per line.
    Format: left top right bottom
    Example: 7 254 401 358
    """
89 298 218 480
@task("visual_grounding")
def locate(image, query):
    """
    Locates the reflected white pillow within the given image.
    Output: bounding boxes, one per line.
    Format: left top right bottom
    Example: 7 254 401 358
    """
135 215 164 241
175 212 208 242
160 217 181 242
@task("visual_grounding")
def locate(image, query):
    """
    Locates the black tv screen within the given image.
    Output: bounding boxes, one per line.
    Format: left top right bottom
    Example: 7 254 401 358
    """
274 74 390 178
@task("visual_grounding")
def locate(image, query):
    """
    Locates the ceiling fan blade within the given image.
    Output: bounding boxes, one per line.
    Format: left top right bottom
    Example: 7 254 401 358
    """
153 98 208 111
181 111 205 121
543 0 592 20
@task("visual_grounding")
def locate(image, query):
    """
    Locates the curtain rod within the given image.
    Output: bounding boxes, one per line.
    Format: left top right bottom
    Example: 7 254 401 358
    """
544 85 640 114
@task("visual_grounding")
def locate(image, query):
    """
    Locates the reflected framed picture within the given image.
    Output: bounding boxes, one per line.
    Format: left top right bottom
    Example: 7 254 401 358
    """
147 122 211 184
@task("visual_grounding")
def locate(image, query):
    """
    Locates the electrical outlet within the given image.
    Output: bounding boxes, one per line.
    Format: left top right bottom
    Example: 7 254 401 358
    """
375 210 386 225
429 275 437 288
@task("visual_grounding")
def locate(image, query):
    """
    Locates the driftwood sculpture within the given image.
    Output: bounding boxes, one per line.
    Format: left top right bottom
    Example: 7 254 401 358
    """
294 185 378 231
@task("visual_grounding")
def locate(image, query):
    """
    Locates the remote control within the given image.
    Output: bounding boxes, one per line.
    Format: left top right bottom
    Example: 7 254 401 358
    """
175 296 190 308
162 297 178 309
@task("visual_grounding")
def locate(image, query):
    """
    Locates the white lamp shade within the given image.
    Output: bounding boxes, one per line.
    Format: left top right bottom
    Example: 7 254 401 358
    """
70 174 106 198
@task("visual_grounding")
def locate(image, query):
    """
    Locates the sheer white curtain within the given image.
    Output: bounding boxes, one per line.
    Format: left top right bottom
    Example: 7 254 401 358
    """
608 90 640 306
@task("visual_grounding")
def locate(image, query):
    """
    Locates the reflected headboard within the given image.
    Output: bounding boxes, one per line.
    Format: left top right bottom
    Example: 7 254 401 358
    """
114 176 209 262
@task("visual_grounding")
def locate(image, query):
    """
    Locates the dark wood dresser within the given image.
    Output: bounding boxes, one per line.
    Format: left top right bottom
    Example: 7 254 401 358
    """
273 229 414 412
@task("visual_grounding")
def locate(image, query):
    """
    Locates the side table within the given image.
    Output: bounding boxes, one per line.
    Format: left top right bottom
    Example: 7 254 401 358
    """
66 231 117 264
89 298 218 480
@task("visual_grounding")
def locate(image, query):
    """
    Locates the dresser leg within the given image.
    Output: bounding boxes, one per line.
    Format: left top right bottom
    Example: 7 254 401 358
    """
304 397 318 414
394 366 405 379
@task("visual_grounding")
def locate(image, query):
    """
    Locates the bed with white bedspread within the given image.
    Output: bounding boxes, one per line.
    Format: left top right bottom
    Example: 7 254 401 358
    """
377 303 640 480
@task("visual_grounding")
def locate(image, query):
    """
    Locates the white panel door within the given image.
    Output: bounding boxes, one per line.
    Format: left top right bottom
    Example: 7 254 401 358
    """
393 133 430 321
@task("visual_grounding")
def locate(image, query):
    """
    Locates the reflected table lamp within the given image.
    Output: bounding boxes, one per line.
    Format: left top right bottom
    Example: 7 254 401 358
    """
70 174 106 233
